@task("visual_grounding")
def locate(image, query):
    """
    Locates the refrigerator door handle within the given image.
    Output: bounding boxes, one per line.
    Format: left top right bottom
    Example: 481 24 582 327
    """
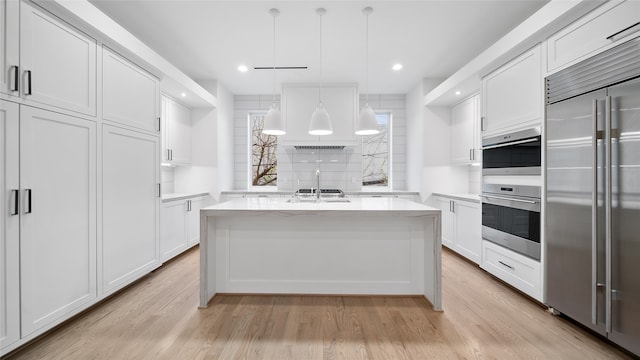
605 95 612 334
591 99 599 326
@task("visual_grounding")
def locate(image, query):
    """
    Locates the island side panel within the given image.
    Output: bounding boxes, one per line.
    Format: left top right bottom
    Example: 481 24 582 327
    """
199 212 217 308
423 213 442 311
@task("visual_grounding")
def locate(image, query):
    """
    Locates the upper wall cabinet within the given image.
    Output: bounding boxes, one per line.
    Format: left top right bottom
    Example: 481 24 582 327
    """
0 0 19 98
161 95 191 165
547 0 640 74
451 94 481 165
1 1 97 116
481 44 542 137
281 84 358 145
102 46 160 133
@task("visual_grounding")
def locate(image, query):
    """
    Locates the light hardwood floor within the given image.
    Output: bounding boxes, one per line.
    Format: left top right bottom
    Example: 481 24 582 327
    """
6 246 633 360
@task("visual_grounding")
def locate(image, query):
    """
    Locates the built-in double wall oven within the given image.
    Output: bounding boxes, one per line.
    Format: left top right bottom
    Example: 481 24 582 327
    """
481 126 542 260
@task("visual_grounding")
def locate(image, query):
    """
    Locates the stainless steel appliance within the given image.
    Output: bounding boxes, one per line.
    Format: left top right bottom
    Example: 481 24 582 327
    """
545 36 640 356
482 127 541 175
481 184 541 260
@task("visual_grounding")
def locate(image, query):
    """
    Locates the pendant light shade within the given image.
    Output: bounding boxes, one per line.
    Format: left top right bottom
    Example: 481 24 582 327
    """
355 103 378 135
263 103 285 135
309 8 332 136
262 8 285 135
309 102 332 135
356 7 380 136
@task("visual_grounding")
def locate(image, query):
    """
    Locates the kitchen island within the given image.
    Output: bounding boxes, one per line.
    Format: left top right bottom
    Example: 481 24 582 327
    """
199 197 442 310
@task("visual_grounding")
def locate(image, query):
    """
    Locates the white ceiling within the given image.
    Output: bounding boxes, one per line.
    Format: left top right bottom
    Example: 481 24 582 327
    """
88 0 549 96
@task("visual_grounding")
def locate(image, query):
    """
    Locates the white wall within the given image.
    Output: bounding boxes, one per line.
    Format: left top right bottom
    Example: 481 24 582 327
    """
173 80 234 202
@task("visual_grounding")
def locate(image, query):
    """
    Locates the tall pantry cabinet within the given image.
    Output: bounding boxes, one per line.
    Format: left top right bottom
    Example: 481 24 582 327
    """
1 0 161 355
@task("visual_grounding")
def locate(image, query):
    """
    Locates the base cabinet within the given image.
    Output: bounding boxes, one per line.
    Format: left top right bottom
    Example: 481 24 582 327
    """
0 100 20 350
481 240 542 301
435 196 481 264
102 125 160 294
160 196 206 262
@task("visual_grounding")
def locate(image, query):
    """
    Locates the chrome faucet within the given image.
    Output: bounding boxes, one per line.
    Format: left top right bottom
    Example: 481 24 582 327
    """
315 168 321 201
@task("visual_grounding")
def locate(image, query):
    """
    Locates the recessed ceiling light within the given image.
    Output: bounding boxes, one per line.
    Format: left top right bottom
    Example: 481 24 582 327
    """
238 65 249 72
392 63 403 71
455 91 461 95
180 92 187 97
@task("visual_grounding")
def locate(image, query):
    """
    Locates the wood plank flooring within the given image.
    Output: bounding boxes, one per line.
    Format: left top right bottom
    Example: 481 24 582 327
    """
5 247 633 360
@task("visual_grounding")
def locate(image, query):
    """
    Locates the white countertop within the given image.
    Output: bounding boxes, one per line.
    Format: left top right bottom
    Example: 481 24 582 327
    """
161 192 209 202
202 197 439 216
432 193 481 203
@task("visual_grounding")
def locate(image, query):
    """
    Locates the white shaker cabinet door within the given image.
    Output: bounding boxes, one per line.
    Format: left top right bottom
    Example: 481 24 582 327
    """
19 106 97 337
186 197 206 246
163 96 191 165
435 197 454 248
102 47 160 133
19 1 97 116
451 95 480 164
102 125 160 295
0 100 19 350
160 200 187 262
452 200 481 264
0 0 19 97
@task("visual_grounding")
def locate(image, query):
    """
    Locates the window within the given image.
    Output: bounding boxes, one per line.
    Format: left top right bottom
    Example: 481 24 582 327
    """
362 111 391 188
249 112 277 187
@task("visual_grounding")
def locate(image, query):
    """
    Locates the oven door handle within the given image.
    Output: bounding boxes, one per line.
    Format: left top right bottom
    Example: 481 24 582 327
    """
482 137 538 150
481 194 537 204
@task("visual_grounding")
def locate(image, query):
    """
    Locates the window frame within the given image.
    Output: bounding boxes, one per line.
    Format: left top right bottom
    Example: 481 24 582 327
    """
361 110 393 190
247 110 279 190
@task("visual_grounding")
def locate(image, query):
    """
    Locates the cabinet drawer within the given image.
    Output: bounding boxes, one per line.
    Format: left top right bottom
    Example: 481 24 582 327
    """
547 0 640 73
481 240 541 301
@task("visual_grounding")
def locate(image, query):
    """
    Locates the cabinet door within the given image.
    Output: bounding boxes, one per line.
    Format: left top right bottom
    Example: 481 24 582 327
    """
186 197 206 246
0 100 19 349
482 45 542 136
20 106 97 337
452 201 481 264
102 47 160 133
547 0 640 72
166 97 191 164
160 200 187 262
319 85 357 143
0 0 19 97
451 95 479 164
435 197 454 248
102 125 159 294
20 1 97 116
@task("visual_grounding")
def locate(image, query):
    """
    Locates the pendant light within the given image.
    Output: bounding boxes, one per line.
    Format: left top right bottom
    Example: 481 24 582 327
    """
355 6 380 136
262 8 285 135
309 8 333 136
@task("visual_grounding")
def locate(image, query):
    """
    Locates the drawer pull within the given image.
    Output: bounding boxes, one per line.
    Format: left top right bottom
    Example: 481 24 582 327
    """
498 260 514 270
606 21 640 40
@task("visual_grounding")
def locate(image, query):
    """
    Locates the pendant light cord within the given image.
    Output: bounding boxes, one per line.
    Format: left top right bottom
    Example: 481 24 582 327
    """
272 12 276 104
319 11 323 103
365 11 369 104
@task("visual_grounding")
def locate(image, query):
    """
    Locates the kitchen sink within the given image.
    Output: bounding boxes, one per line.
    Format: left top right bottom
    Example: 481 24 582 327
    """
286 198 351 203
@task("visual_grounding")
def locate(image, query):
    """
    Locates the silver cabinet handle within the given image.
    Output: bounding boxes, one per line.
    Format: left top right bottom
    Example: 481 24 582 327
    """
498 260 514 270
10 65 19 92
481 194 537 204
24 189 32 214
157 117 161 132
481 117 486 131
187 200 192 212
157 183 161 198
24 70 32 96
10 189 19 215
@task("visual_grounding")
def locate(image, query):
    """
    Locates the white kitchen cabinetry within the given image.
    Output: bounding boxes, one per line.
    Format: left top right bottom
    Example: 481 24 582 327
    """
161 95 191 165
18 1 97 116
102 47 160 133
547 0 640 73
281 84 358 145
451 94 481 165
160 195 205 262
0 100 19 350
481 240 542 301
19 106 97 337
0 0 19 97
481 44 542 137
434 196 481 264
102 125 160 295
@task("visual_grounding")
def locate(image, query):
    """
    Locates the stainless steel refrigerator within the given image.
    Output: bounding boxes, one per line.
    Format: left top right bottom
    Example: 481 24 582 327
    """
546 36 640 356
